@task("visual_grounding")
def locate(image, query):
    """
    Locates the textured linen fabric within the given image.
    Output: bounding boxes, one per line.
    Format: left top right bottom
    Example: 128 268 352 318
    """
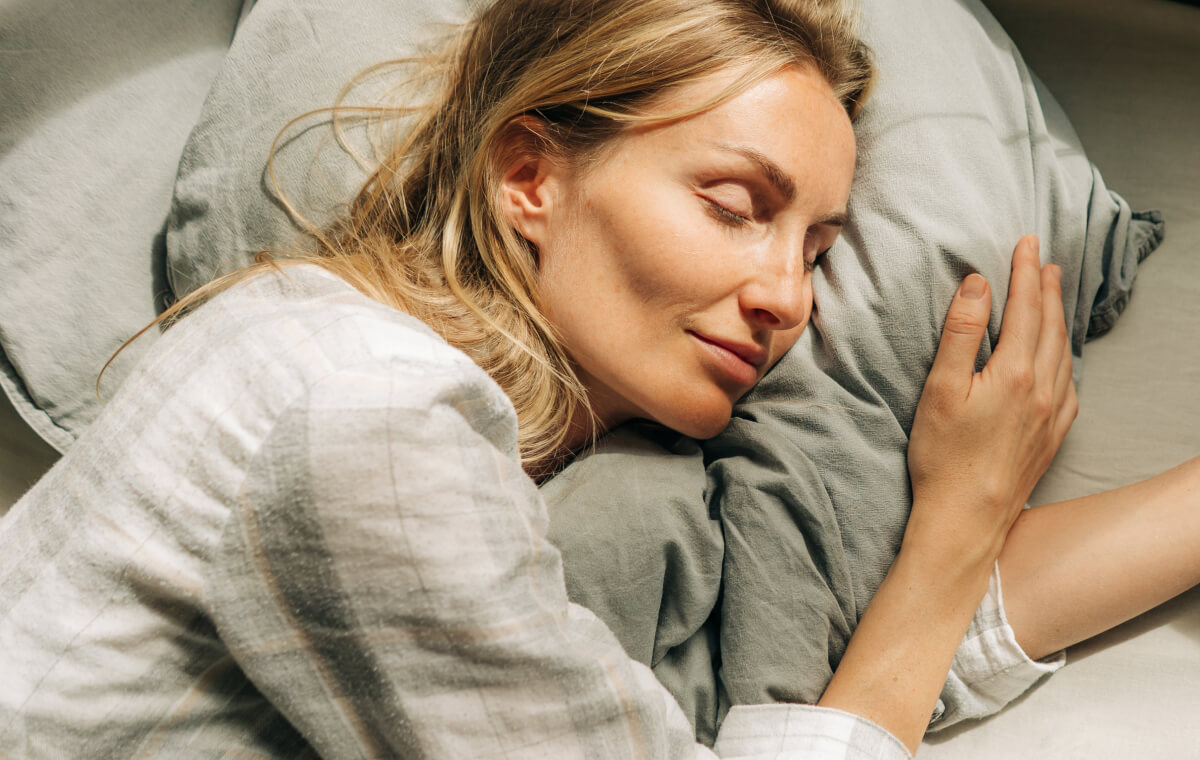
543 438 1064 742
0 0 252 451
930 566 1064 727
543 423 725 742
0 265 915 759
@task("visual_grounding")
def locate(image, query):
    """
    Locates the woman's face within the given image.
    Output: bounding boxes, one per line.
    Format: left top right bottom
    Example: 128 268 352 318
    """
504 65 857 440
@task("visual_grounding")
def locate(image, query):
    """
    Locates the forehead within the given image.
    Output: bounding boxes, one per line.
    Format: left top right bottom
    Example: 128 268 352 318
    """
618 65 857 206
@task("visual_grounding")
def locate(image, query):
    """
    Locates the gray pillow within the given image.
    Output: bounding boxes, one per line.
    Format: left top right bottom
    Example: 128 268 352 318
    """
162 0 1163 739
0 0 251 452
166 0 475 298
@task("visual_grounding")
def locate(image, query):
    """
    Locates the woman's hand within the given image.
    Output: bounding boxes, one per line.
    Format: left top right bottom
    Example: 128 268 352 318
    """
905 234 1078 565
819 235 1078 752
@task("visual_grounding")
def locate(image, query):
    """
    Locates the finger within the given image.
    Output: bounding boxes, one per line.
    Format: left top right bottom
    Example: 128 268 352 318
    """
1052 328 1075 411
1033 265 1068 384
928 273 992 397
1053 371 1079 444
994 235 1044 362
1049 326 1078 444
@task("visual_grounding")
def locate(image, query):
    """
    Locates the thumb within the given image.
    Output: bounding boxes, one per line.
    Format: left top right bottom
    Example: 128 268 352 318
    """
928 274 992 394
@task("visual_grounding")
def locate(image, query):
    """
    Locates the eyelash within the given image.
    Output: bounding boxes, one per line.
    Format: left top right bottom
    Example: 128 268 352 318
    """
704 197 833 271
703 198 751 227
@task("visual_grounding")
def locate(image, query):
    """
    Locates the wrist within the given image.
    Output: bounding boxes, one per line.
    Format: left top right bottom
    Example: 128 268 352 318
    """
890 539 994 616
819 532 994 753
902 490 1009 581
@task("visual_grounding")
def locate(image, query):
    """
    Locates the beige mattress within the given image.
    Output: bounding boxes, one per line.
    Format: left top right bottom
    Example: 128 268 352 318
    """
2 0 1197 755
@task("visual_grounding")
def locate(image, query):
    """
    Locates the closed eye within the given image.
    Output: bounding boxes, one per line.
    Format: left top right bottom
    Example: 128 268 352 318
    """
703 197 751 227
804 225 838 272
805 240 836 272
698 180 758 228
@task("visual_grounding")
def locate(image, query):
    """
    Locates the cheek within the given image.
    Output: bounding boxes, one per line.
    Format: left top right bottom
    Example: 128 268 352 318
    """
592 195 681 284
591 192 742 316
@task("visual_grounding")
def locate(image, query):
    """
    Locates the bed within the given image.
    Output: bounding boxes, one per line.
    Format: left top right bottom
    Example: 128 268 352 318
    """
920 0 1200 755
1 0 1197 756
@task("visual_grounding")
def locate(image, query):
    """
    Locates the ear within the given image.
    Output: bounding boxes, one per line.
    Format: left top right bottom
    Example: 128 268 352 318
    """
496 117 563 250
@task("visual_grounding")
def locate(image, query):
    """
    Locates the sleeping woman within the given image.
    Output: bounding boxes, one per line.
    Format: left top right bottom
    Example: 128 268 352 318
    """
1 0 1196 757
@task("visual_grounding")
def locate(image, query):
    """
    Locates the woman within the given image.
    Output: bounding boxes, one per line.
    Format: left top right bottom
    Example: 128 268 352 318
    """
0 0 1195 757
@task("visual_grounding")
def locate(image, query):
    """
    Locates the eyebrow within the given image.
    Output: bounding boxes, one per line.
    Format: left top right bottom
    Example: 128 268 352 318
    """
711 142 849 227
818 211 849 227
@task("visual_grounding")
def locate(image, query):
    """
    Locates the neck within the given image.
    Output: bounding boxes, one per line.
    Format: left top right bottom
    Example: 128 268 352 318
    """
525 390 630 484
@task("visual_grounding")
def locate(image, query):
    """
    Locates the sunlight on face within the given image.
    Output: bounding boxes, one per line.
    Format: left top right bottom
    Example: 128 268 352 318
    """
536 65 856 439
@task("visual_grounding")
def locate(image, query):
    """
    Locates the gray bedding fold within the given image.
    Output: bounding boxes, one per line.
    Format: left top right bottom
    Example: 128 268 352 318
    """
544 424 724 744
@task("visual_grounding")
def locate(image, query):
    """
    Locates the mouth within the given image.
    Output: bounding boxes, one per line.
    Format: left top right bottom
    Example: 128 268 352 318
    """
688 331 767 387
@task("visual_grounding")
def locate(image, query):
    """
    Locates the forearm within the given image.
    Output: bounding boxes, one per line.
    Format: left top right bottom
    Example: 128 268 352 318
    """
999 455 1200 661
818 526 995 754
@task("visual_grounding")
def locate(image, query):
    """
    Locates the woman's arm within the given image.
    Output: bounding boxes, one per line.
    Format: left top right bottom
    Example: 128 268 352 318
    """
999 455 1200 661
205 359 713 759
821 236 1078 752
817 527 995 752
205 345 914 759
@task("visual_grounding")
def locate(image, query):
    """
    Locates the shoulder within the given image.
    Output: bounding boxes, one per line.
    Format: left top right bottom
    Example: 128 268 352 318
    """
235 265 516 449
197 264 475 379
112 264 519 463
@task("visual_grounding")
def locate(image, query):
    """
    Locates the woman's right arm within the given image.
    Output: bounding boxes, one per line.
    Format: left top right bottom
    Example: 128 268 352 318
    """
202 346 910 759
819 236 1078 752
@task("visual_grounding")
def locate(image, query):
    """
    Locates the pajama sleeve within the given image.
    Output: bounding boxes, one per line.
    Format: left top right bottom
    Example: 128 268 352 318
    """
929 562 1066 729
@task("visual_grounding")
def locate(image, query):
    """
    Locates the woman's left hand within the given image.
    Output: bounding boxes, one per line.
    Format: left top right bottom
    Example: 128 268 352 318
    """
905 234 1078 565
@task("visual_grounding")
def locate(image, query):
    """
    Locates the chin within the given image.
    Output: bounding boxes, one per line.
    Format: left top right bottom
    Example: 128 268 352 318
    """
654 397 735 440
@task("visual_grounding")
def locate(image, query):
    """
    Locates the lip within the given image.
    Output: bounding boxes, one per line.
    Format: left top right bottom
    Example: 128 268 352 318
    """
688 331 767 387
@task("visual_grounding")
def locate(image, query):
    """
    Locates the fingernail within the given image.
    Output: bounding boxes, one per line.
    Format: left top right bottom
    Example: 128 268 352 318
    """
960 273 986 299
1029 235 1040 255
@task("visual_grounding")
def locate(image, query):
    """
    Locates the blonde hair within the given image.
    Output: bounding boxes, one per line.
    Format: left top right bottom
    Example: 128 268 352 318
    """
122 0 873 474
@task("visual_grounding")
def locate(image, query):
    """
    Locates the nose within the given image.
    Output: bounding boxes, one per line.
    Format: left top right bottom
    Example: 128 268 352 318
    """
737 245 812 332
